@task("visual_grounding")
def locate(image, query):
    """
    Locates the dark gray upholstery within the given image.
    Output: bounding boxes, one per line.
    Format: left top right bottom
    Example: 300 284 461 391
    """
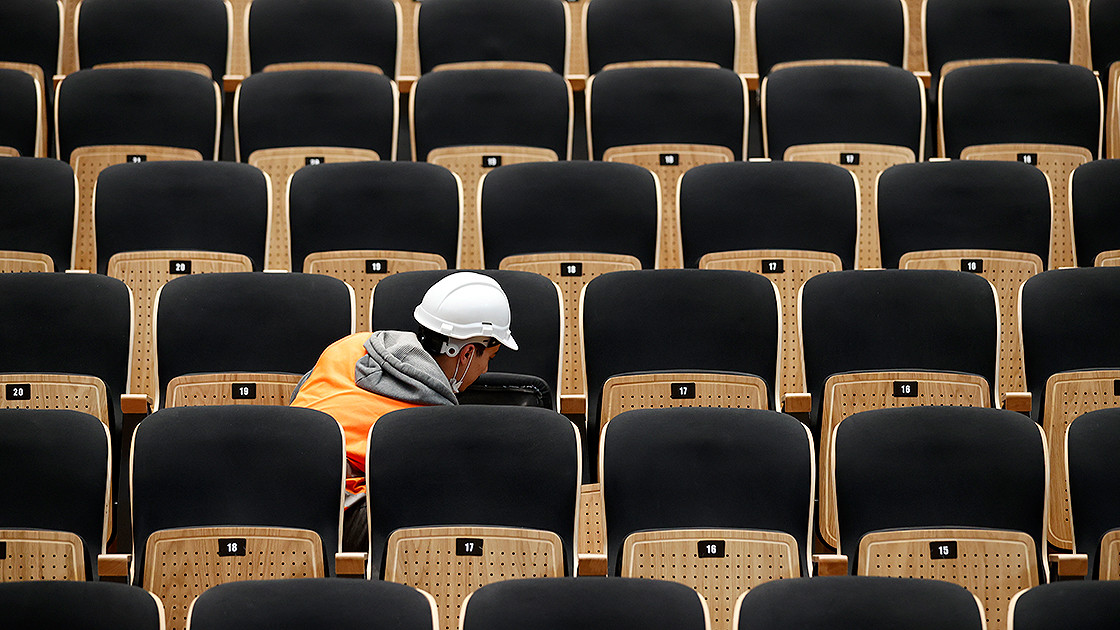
248 0 398 75
370 269 561 400
0 581 162 629
1068 408 1120 577
0 272 130 436
582 269 780 461
588 66 746 160
94 160 269 274
130 405 344 578
926 0 1071 85
366 405 579 576
601 408 812 575
154 272 353 404
418 0 566 74
462 577 707 630
679 160 858 269
0 68 41 157
1011 581 1120 627
585 0 735 74
1091 0 1120 72
287 161 460 271
835 406 1046 574
1071 160 1120 266
800 269 998 430
0 0 60 81
877 160 1051 267
939 62 1101 159
190 579 435 630
754 0 905 77
411 68 570 161
56 67 219 162
76 0 228 79
763 64 925 159
1021 268 1120 419
0 157 75 270
235 69 397 161
736 576 984 630
480 161 659 269
0 409 108 578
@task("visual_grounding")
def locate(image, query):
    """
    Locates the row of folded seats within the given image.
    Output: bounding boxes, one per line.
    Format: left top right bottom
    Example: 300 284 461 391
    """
8 576 1120 630
8 400 1120 630
6 0 1120 87
0 58 1104 268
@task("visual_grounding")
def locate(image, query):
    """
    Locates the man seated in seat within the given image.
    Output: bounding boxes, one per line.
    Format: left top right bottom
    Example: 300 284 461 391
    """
291 272 517 548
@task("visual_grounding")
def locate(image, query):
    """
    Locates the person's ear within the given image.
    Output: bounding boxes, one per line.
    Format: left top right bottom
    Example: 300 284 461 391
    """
458 343 476 367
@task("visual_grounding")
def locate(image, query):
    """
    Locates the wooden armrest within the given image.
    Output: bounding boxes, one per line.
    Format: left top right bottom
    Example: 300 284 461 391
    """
1002 391 1032 413
120 393 152 415
782 393 812 414
742 73 760 91
222 75 244 92
913 71 932 88
577 553 608 576
98 553 132 583
53 74 65 91
560 394 587 415
813 554 849 576
1049 553 1089 577
335 552 368 578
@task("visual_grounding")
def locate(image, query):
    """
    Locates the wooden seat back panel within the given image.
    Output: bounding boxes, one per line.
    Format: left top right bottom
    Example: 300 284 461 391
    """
578 482 605 555
110 250 253 400
601 372 770 439
0 529 85 581
785 143 916 269
820 371 991 548
0 251 53 273
385 526 563 630
306 250 447 331
604 143 734 269
1099 529 1120 579
165 372 303 408
701 249 841 397
0 374 109 428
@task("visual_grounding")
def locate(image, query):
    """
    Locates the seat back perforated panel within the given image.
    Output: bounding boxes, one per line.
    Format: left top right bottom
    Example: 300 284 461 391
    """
601 372 769 438
820 371 991 548
306 250 447 331
578 483 605 555
701 249 840 397
0 374 109 428
0 251 53 272
0 530 84 581
165 373 303 408
785 142 916 269
385 526 563 630
1099 529 1120 579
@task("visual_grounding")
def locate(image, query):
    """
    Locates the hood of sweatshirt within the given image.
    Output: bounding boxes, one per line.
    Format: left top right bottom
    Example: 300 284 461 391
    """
354 330 458 407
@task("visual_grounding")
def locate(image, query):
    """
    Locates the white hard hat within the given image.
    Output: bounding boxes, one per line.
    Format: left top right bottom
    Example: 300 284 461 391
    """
413 272 518 355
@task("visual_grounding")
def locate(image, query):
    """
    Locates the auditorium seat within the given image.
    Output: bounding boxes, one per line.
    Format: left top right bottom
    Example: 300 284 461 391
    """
116 405 345 630
234 68 396 269
461 578 708 630
1070 160 1120 266
417 0 567 74
877 160 1051 397
761 63 925 267
94 161 268 402
586 65 748 268
480 161 657 411
800 269 998 548
0 157 75 272
410 68 571 268
584 0 736 75
679 160 857 398
370 269 562 408
834 406 1047 630
1068 409 1120 579
734 576 986 630
153 272 354 409
187 579 437 630
247 0 399 77
55 67 221 271
601 407 813 630
74 0 229 80
1010 582 1120 629
366 405 580 630
1020 267 1120 549
288 161 459 328
753 0 908 77
939 62 1102 267
582 269 780 474
0 409 109 581
1 581 163 628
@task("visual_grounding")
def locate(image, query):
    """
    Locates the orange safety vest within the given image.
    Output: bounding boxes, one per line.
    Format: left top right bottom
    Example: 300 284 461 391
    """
291 332 429 494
